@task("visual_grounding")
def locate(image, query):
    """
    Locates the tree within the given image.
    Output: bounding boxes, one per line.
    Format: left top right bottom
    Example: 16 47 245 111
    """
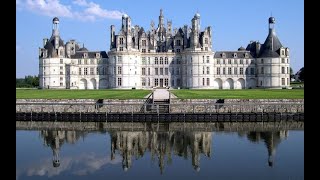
298 67 304 81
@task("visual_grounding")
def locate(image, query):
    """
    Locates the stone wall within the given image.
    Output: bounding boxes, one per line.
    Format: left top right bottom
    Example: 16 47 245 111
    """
16 99 304 113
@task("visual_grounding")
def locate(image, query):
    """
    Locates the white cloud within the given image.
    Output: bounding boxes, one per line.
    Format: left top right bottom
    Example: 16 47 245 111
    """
17 0 123 21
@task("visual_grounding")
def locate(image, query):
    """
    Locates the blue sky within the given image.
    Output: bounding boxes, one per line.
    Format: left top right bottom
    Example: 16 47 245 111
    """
16 0 304 78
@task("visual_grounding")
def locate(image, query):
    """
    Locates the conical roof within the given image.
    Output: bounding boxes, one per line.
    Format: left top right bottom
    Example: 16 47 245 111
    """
258 28 283 58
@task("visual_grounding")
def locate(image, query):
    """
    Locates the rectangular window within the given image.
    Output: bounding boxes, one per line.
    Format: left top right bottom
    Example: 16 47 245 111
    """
177 58 181 64
203 78 205 86
60 77 63 81
228 67 232 75
155 58 158 64
60 82 63 86
160 68 163 75
90 59 94 64
60 66 63 70
142 49 146 53
118 56 122 63
120 38 124 45
160 57 163 64
207 56 210 63
172 57 175 64
165 68 168 75
113 67 116 74
205 38 208 44
117 67 122 74
234 59 237 64
282 58 285 63
155 68 158 75
282 67 285 74
142 78 146 86
119 47 123 51
287 67 289 74
261 59 264 64
223 59 225 64
90 68 94 75
84 59 87 64
172 68 175 75
164 78 168 86
148 68 150 75
142 57 146 64
240 67 244 75
84 68 88 75
205 47 208 51
217 59 220 64
223 68 226 75
177 68 180 75
261 67 264 74
142 68 146 75
148 78 150 86
207 67 210 74
234 67 238 75
155 78 159 86
176 49 180 53
203 66 205 74
207 78 210 86
60 59 63 64
282 78 285 85
97 67 99 75
142 40 146 46
228 59 231 64
176 40 181 46
203 56 205 63
217 67 220 75
117 78 122 86
79 68 81 75
165 57 168 64
240 59 243 64
177 79 181 86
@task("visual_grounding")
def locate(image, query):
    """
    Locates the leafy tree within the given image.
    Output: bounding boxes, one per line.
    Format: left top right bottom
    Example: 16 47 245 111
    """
298 67 304 81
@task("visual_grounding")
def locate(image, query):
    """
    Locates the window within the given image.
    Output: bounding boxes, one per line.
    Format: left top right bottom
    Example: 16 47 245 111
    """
203 66 205 74
223 68 226 75
117 67 122 74
165 57 168 64
97 67 99 75
240 67 244 75
207 56 210 63
142 40 146 46
160 57 163 64
261 59 264 64
117 78 122 86
142 57 146 64
250 68 254 75
246 59 248 64
205 38 208 44
60 66 63 70
155 57 158 64
282 58 285 63
172 57 175 64
261 67 264 74
228 59 231 64
119 47 123 51
205 47 208 51
177 58 181 64
207 78 210 86
177 79 181 86
79 68 82 75
113 67 116 74
160 68 163 75
84 59 88 64
142 78 146 86
165 68 168 75
60 83 63 86
148 68 150 75
171 79 174 86
172 68 175 75
217 59 220 64
155 78 159 86
142 68 146 75
282 78 285 85
120 38 124 44
217 67 220 75
203 78 205 86
234 67 237 75
176 49 180 53
164 78 168 86
155 68 158 75
207 67 210 74
228 67 232 75
223 59 225 64
90 68 94 75
176 40 181 46
90 59 94 64
240 59 243 64
118 56 122 63
177 68 180 75
148 78 150 86
282 50 284 56
234 59 237 64
60 77 63 81
282 67 285 74
287 67 289 74
142 49 146 53
60 59 63 64
84 68 88 75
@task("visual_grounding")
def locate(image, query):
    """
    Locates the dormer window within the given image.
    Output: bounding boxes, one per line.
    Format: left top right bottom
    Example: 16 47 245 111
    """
245 53 249 58
96 53 100 58
233 53 237 58
222 53 226 58
83 53 88 58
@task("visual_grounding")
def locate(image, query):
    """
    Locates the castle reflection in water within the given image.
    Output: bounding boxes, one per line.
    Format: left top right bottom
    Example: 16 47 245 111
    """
40 129 288 173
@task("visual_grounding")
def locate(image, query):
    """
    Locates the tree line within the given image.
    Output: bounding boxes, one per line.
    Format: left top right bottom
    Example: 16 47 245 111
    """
16 75 39 88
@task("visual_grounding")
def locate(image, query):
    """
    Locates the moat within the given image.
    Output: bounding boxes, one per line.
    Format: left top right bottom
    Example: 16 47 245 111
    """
16 121 304 180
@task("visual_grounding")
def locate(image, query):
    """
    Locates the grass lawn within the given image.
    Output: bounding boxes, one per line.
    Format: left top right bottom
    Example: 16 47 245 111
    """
16 89 151 99
170 89 304 99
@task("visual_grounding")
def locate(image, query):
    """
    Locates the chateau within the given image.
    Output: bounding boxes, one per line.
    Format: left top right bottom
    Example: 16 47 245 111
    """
39 9 290 89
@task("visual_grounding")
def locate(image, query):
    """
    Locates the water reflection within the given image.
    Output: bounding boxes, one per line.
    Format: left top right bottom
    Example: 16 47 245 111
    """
35 125 291 173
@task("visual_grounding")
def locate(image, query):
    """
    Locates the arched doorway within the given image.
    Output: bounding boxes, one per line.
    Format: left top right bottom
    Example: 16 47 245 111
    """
223 78 234 89
79 79 87 89
99 78 108 89
88 78 96 89
248 78 256 89
236 78 245 89
213 78 222 89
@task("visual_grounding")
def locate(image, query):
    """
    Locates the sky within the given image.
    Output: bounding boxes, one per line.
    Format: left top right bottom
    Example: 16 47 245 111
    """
16 0 304 78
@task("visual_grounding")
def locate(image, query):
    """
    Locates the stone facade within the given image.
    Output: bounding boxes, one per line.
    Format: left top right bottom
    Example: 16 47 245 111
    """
39 10 290 89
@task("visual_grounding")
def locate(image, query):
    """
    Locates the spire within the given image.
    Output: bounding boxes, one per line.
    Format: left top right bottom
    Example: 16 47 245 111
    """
159 9 164 28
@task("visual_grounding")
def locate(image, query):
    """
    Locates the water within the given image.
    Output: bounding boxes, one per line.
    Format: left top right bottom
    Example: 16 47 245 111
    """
16 122 304 180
